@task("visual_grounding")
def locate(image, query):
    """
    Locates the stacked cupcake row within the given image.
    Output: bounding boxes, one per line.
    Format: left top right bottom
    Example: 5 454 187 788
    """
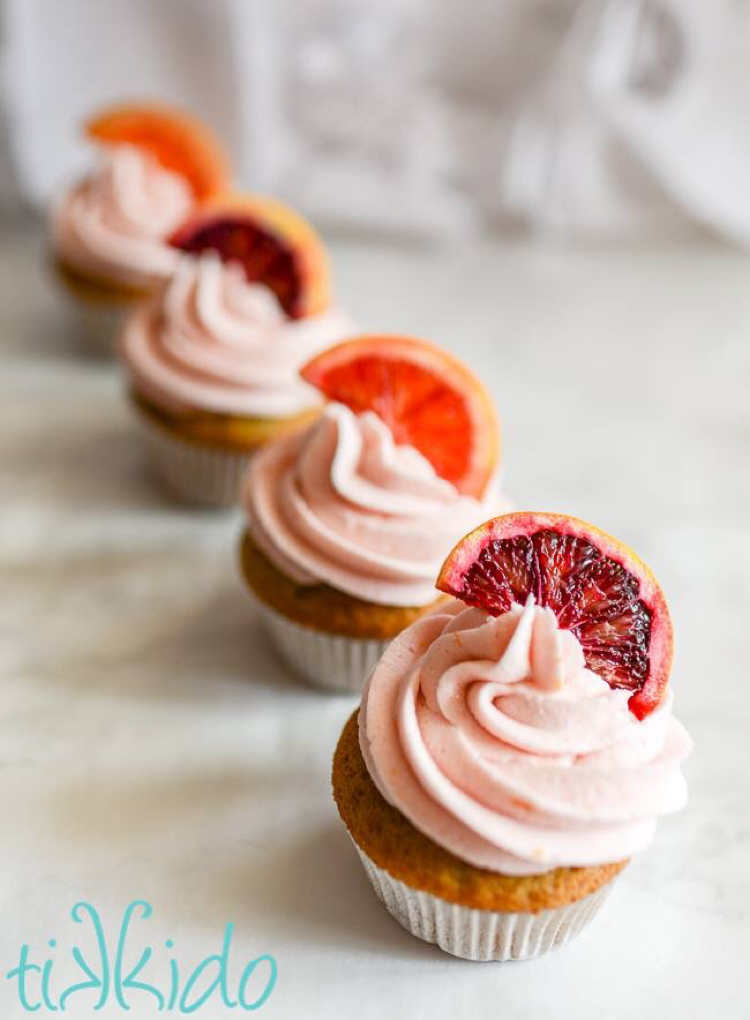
50 102 512 693
48 102 692 963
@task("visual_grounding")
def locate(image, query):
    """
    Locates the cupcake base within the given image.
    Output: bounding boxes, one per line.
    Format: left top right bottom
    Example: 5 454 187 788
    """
333 709 628 957
354 844 614 962
133 408 253 508
254 598 390 694
239 531 450 640
240 533 449 693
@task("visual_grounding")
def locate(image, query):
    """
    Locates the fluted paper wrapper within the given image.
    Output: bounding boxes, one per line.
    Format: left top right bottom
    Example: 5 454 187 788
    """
133 410 252 508
354 844 615 962
255 599 390 694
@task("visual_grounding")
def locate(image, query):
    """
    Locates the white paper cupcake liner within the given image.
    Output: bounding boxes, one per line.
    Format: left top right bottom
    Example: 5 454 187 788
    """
354 844 616 962
254 598 391 694
133 409 253 508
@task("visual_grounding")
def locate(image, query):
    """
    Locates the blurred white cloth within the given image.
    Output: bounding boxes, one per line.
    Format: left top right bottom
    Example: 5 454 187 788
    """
3 0 750 242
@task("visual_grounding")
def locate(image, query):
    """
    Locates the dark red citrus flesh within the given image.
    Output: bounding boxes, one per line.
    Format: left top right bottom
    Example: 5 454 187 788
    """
170 216 303 318
310 354 476 491
440 525 669 718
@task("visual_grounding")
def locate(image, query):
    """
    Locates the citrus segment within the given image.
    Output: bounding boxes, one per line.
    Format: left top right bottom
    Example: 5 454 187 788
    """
169 194 331 319
437 512 673 718
86 102 229 200
301 335 499 497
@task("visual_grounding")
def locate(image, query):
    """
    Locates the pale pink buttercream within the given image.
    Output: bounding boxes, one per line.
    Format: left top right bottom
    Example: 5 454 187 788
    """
121 254 354 417
244 404 509 606
359 597 692 874
51 145 193 288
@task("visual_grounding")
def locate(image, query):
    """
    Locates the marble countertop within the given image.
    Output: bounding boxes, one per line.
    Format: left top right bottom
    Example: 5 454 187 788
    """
1 225 747 1019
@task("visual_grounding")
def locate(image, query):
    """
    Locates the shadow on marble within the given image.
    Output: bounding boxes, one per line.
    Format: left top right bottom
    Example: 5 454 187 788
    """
18 576 303 705
148 599 307 700
42 750 440 962
3 413 173 515
2 379 251 520
0 230 121 364
218 820 444 963
48 762 304 843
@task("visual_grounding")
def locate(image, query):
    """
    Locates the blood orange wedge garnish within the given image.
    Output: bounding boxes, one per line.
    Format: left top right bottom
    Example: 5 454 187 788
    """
301 335 499 497
86 102 229 201
169 193 331 319
437 512 674 718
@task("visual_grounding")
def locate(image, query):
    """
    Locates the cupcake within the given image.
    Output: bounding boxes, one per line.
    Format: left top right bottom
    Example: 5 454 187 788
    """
240 335 509 692
120 195 350 506
333 512 692 961
50 102 229 352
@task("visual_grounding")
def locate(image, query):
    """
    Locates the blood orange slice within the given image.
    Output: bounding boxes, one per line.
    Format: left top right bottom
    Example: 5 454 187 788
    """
169 194 331 319
301 335 499 497
437 512 673 718
86 102 229 201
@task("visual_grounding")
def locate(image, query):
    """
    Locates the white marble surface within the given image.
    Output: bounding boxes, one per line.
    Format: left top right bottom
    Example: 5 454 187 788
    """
1 225 748 1018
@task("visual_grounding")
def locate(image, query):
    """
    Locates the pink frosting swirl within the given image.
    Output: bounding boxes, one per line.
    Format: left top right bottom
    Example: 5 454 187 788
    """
244 404 509 606
360 597 692 874
51 145 193 288
121 254 354 417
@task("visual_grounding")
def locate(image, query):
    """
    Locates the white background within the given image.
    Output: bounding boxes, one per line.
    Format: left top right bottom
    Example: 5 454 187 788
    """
6 0 750 243
1 223 747 1017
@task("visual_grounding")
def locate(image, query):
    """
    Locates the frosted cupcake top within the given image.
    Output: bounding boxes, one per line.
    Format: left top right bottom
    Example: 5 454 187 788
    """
121 254 353 418
51 145 193 289
243 403 508 606
359 598 692 874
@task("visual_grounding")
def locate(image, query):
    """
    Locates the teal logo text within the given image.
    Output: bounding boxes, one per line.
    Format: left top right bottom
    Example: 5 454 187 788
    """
6 900 277 1013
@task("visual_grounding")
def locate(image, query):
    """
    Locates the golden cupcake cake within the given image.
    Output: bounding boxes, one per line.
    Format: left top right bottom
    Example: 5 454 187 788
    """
49 102 229 352
239 335 509 692
119 194 351 507
333 512 693 960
